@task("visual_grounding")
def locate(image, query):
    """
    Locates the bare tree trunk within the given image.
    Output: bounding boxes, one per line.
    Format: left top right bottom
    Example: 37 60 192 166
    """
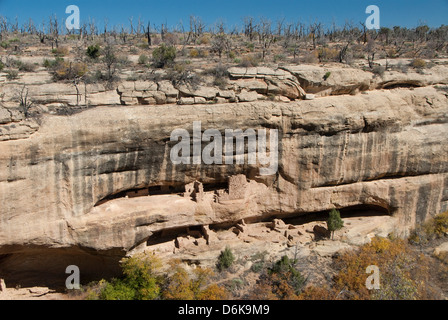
84 83 88 106
137 16 143 36
368 52 375 68
104 19 108 42
293 45 299 61
146 22 152 46
339 42 349 63
129 17 134 35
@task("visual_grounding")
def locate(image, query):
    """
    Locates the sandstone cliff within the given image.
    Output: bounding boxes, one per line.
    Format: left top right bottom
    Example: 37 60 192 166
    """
0 65 447 286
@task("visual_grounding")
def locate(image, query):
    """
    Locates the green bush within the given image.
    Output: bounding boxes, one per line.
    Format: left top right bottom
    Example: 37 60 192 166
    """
100 279 136 300
318 47 339 62
101 45 119 82
273 54 286 63
217 246 235 271
250 255 305 299
0 38 19 49
97 252 163 300
189 48 199 58
251 261 265 273
17 61 36 72
238 55 259 68
228 51 236 59
43 57 64 70
152 44 176 68
327 209 344 239
53 61 88 81
270 256 305 294
432 211 448 236
204 65 229 89
6 69 19 80
409 211 448 244
323 71 332 80
271 255 295 274
166 63 201 88
410 58 426 69
52 47 69 57
0 61 4 71
43 58 54 68
250 251 267 272
138 54 149 65
86 44 101 60
87 253 228 300
372 65 386 77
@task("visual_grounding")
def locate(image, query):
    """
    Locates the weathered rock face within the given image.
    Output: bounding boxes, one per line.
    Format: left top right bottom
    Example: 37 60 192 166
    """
376 65 448 89
0 105 39 141
280 65 373 96
1 82 121 110
0 83 447 285
281 64 448 96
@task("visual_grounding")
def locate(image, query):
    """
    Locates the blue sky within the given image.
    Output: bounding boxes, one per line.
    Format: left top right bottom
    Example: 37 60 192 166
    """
0 0 447 31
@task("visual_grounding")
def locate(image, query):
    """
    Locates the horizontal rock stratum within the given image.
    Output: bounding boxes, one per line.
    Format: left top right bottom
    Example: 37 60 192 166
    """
0 83 447 286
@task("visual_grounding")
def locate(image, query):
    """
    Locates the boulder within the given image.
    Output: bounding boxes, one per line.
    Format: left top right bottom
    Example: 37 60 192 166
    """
228 67 291 80
237 91 258 102
0 108 12 124
194 97 207 104
228 67 258 78
434 242 448 256
274 96 291 102
158 81 179 97
313 225 331 239
153 92 167 105
166 97 177 104
139 97 157 105
178 97 195 105
140 91 157 99
86 91 121 106
256 67 290 79
177 85 218 100
235 79 268 93
267 78 306 99
268 219 287 230
280 65 373 96
304 94 315 100
117 82 135 93
375 66 448 89
134 81 158 92
214 97 227 104
120 96 138 105
85 83 107 93
217 90 236 99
